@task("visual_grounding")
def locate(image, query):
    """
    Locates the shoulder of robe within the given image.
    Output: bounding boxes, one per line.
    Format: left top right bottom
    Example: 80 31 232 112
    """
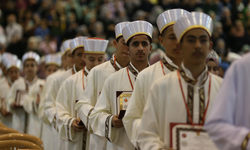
210 73 223 85
89 61 113 75
137 61 160 79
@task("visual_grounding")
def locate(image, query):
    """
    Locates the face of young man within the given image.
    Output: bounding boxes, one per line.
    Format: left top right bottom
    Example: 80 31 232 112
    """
113 37 130 59
159 25 182 59
65 51 73 69
45 65 59 77
128 35 152 62
61 55 67 69
178 29 213 66
72 47 85 71
24 59 38 77
7 67 20 82
83 54 105 70
207 60 219 76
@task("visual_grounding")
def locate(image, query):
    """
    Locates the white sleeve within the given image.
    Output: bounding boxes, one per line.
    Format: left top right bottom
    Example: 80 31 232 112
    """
138 83 166 150
205 62 250 150
5 82 17 113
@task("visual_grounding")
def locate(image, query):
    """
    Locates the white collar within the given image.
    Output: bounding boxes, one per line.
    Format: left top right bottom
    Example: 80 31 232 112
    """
25 76 37 86
163 55 179 69
181 63 208 86
113 54 122 69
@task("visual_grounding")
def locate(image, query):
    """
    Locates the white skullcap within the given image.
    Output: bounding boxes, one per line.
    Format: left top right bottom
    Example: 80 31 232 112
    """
173 12 213 42
70 36 88 53
6 57 22 71
157 9 190 34
45 54 61 67
83 38 108 54
22 51 40 64
122 20 153 43
60 39 72 55
206 50 220 66
115 22 131 39
2 52 18 68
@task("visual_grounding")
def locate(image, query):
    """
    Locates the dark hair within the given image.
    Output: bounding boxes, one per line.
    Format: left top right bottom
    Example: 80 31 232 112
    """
160 25 173 37
126 35 152 46
116 36 122 42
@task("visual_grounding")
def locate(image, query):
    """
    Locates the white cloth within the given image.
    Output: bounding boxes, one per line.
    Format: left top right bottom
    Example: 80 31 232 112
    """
76 56 123 150
89 63 144 150
0 77 15 128
138 65 223 149
56 68 89 150
44 69 73 150
23 79 45 138
5 77 42 133
39 69 63 150
204 53 250 150
123 55 178 147
5 22 23 44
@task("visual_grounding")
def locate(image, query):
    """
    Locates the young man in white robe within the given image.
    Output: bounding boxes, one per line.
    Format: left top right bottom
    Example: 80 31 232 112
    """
76 22 130 150
41 40 72 150
0 56 21 128
6 52 44 133
34 54 61 149
206 50 220 76
56 38 108 150
123 9 189 148
44 37 87 150
138 12 223 150
204 52 250 150
89 20 153 150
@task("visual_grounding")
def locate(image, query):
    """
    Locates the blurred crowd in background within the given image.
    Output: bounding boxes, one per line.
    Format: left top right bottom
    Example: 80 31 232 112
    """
0 0 250 78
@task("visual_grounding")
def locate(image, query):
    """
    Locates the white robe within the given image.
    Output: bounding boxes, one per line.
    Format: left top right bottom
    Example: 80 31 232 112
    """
138 64 223 150
56 68 89 150
89 63 146 150
76 56 123 150
204 53 250 150
38 69 64 150
44 69 73 150
6 77 43 133
23 79 45 138
0 77 19 128
123 55 178 147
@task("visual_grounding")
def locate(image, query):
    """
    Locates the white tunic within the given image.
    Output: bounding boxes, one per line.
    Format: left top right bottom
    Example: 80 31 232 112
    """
89 63 146 150
44 69 73 150
138 64 223 150
76 55 123 150
123 55 178 147
0 77 18 128
56 68 89 150
38 69 64 150
23 78 45 138
204 53 250 150
5 77 43 133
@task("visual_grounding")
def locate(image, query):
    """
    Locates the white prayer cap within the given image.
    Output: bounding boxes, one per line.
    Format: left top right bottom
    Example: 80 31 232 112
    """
2 52 18 67
83 38 109 54
70 36 88 53
115 22 131 39
122 20 153 43
60 39 72 55
173 12 213 42
45 54 61 67
157 9 190 34
206 50 219 66
6 57 22 71
22 51 40 64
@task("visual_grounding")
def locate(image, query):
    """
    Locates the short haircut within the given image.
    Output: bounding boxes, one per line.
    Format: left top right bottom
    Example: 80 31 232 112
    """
126 35 152 46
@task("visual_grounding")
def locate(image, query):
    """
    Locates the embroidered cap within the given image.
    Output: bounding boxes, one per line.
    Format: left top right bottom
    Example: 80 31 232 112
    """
173 12 213 42
70 36 88 53
122 20 153 43
22 51 40 64
206 50 220 66
83 38 108 54
2 52 18 68
45 54 61 67
115 22 131 39
6 57 22 71
157 9 190 34
60 39 72 55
